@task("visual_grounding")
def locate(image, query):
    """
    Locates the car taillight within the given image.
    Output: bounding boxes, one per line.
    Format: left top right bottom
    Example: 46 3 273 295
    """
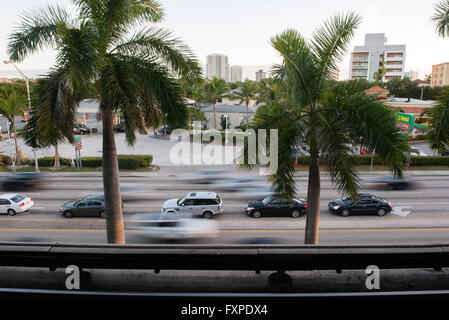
20 202 25 207
304 205 308 208
218 205 222 211
388 202 391 207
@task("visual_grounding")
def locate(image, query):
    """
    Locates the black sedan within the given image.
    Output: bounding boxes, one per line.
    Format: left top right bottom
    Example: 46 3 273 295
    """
328 194 392 217
59 194 123 218
2 173 45 191
245 195 307 218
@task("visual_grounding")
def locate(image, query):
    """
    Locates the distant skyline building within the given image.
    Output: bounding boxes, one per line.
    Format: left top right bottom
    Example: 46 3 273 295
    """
205 53 229 82
349 33 406 82
230 65 243 82
404 70 419 80
431 62 449 87
255 69 266 81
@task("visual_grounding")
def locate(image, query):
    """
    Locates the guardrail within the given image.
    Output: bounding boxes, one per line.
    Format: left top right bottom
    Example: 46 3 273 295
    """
1 242 449 273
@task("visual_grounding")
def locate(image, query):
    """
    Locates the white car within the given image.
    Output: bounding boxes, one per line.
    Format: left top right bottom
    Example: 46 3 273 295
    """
162 192 223 218
0 194 33 216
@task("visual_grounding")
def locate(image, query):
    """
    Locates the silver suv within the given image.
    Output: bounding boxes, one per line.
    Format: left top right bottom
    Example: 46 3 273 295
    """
161 192 223 219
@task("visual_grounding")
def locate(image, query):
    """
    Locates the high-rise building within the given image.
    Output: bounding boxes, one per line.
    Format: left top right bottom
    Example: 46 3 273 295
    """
255 69 266 81
404 70 419 80
205 54 229 82
431 63 449 87
230 65 243 82
349 33 406 82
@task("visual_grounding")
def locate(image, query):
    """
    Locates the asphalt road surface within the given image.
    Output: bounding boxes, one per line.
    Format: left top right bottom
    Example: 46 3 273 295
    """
0 170 448 245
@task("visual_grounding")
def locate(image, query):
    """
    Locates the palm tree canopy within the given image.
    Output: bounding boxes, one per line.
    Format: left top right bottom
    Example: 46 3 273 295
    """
426 89 449 153
0 92 27 119
201 77 229 104
8 0 202 145
229 79 258 105
433 0 449 37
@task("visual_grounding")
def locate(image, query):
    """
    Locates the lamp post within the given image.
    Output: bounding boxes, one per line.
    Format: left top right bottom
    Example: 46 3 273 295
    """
3 60 39 172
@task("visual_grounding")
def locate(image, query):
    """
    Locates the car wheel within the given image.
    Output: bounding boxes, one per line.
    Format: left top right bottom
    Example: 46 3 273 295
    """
253 211 262 218
377 208 386 216
7 209 16 216
341 209 350 217
291 210 300 218
202 211 213 219
80 131 84 135
99 210 106 218
64 211 73 218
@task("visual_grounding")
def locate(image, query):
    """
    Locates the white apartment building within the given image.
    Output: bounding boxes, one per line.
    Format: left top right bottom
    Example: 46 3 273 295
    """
205 54 230 82
349 33 406 82
255 69 266 81
230 65 243 82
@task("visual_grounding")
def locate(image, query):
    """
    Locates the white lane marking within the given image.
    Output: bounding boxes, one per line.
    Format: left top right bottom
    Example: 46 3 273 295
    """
391 206 413 217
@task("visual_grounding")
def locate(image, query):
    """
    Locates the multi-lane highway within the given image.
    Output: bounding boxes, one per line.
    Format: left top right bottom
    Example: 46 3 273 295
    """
0 170 448 245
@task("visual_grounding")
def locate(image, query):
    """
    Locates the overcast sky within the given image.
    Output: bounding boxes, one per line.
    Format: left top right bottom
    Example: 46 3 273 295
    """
1 0 448 80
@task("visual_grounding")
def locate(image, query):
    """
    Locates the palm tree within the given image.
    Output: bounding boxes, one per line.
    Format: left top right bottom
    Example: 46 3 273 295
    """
201 77 228 129
251 13 408 244
0 92 27 165
426 89 449 154
230 79 258 125
8 0 201 244
433 0 449 37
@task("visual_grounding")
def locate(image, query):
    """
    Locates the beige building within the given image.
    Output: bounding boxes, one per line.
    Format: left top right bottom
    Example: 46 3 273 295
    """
431 63 449 87
255 69 266 81
230 65 243 83
205 54 230 82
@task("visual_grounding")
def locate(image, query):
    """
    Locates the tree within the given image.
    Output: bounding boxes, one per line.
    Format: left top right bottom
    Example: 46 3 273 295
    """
8 0 201 243
433 0 449 37
251 13 408 244
188 107 206 128
425 89 449 153
0 92 28 165
229 79 258 125
373 56 386 84
201 77 228 129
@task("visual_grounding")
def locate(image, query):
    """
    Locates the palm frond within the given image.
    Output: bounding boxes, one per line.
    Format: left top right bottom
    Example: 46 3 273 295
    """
433 0 449 38
427 89 449 153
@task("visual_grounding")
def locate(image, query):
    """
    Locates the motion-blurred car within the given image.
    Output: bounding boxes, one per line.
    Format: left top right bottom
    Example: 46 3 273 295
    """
59 194 123 218
441 150 449 156
161 191 223 218
328 194 392 217
73 123 91 135
113 122 126 133
409 147 427 156
366 176 418 190
129 214 219 241
0 193 33 216
245 195 307 218
182 169 231 184
2 173 45 191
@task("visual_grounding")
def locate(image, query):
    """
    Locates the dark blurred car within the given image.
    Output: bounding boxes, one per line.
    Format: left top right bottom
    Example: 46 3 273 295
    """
73 123 91 135
113 123 126 133
328 194 392 217
59 194 123 218
367 176 418 190
2 173 45 191
245 195 307 218
441 150 449 156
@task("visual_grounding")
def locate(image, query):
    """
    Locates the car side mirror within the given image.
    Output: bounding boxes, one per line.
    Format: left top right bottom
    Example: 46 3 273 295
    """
267 204 271 207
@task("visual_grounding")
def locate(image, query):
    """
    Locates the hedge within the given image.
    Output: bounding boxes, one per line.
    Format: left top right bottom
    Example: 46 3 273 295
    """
37 157 71 167
34 154 153 169
295 155 449 166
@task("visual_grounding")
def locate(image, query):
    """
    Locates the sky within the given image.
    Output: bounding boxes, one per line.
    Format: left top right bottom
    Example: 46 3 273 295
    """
0 0 448 80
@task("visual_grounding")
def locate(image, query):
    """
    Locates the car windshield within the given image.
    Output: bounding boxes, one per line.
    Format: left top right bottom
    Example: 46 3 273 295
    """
262 196 273 205
177 196 186 205
11 195 25 203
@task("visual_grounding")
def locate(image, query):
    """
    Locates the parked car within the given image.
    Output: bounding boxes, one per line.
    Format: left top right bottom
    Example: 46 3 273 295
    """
328 194 392 217
129 214 219 241
59 194 123 218
161 192 223 218
113 122 126 133
245 195 307 218
2 173 45 191
0 193 33 216
73 123 91 135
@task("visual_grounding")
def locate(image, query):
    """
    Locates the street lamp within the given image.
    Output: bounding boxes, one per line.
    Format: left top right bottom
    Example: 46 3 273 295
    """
3 60 39 172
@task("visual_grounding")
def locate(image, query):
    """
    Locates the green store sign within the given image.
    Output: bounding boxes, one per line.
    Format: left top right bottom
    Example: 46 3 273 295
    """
395 112 415 132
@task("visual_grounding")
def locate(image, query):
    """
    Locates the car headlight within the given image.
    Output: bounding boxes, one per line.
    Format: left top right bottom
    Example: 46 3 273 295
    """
332 205 341 210
246 207 255 211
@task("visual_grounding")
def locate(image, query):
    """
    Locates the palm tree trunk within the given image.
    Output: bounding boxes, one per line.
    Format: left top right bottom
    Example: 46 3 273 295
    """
213 102 217 129
304 148 321 244
12 116 21 165
102 107 125 244
246 101 249 125
54 144 60 169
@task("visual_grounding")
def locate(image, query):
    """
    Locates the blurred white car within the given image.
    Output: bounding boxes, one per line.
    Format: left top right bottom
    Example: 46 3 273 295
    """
0 194 33 216
130 215 219 240
162 192 223 218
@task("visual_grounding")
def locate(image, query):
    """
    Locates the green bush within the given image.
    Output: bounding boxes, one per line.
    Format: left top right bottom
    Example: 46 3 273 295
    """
295 155 449 166
37 157 71 167
78 155 153 169
409 156 449 166
0 154 11 165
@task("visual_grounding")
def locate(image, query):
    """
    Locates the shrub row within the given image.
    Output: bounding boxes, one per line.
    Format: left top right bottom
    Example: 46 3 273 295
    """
295 155 449 166
35 154 153 169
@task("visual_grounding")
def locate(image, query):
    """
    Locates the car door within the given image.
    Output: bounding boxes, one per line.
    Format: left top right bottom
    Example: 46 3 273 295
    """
266 198 282 216
352 199 371 215
281 199 296 216
87 201 103 217
74 201 89 216
181 199 196 215
0 199 9 213
365 199 380 214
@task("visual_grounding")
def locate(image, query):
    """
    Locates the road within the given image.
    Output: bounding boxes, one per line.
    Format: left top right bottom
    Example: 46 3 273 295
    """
0 170 448 245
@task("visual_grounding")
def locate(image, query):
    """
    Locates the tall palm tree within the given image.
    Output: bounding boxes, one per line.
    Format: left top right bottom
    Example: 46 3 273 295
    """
433 0 449 37
0 92 27 165
250 13 408 244
426 89 449 153
8 0 201 243
201 77 229 129
230 79 258 125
